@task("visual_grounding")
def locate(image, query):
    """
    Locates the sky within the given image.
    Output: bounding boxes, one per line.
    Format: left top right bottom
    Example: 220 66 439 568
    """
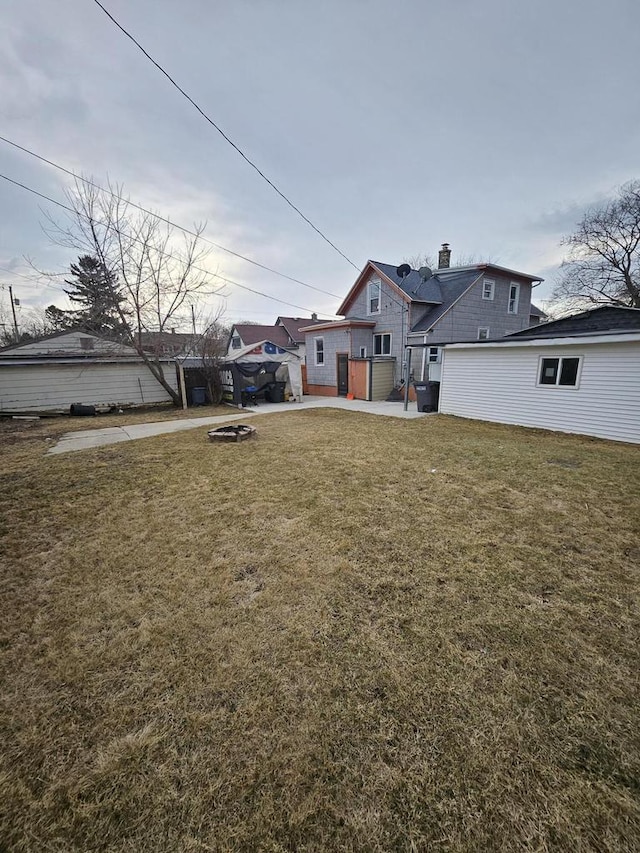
1 0 639 332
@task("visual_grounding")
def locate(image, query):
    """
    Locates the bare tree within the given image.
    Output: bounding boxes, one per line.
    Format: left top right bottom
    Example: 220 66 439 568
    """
185 306 231 404
44 178 223 405
403 251 493 270
552 181 640 309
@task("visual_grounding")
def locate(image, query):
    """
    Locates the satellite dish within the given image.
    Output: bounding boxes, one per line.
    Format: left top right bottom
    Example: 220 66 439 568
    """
396 263 411 279
419 266 432 281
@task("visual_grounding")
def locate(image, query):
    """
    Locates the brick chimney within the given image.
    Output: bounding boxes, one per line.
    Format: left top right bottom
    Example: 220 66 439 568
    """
438 243 451 269
311 312 318 321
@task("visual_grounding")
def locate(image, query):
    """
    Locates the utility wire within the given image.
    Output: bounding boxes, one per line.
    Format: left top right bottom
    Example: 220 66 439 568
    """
0 134 343 299
0 266 65 292
91 0 359 272
0 172 339 318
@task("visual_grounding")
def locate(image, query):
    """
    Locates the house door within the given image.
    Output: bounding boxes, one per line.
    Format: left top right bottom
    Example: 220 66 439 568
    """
337 354 349 396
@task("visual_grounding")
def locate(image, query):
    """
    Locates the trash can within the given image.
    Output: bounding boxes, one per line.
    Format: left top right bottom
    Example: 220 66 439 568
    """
69 403 96 417
190 387 207 406
414 381 440 413
265 381 286 403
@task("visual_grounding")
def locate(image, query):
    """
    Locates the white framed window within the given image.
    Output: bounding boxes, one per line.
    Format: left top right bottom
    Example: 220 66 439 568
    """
359 346 367 358
538 356 582 388
508 283 520 314
373 332 392 355
314 337 324 366
368 278 381 315
427 346 440 363
231 336 241 349
477 327 490 340
482 279 495 300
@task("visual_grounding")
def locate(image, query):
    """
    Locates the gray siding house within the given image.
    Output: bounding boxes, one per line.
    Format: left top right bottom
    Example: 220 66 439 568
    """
303 245 545 397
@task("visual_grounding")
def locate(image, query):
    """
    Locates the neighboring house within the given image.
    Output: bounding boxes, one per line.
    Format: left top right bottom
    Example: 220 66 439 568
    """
227 316 325 360
303 245 545 397
0 329 179 414
437 306 640 444
139 330 195 356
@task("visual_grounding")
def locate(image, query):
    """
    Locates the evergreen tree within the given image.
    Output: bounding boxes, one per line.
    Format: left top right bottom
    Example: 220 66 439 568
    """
62 255 129 335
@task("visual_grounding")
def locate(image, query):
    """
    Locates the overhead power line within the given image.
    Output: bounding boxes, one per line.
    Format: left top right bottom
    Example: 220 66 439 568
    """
0 266 64 292
91 0 359 272
0 134 343 300
0 172 339 318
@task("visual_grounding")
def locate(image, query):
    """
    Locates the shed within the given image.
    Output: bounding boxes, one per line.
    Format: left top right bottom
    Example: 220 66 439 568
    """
0 329 179 414
438 330 640 444
219 340 303 406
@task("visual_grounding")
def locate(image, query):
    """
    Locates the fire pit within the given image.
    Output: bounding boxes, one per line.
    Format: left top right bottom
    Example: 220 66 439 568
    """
208 424 256 443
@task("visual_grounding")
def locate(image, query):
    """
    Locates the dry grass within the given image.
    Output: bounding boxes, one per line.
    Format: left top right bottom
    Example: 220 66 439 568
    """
1 410 639 852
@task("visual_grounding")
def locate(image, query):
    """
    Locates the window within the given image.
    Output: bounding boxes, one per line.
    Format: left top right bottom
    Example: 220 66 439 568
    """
314 337 325 365
477 327 490 340
508 283 520 314
231 336 241 349
427 346 440 363
79 337 94 351
482 279 495 300
359 346 367 358
368 278 381 315
538 356 581 387
373 332 392 355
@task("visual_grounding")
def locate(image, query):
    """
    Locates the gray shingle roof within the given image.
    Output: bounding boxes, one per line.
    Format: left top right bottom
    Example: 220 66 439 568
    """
409 270 482 331
371 261 443 303
508 305 640 338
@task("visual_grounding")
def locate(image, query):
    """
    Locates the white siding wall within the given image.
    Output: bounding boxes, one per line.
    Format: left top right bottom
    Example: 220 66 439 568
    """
0 362 178 413
439 340 640 444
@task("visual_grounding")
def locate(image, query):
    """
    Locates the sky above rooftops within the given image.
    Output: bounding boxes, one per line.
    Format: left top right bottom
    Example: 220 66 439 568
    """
1 0 639 330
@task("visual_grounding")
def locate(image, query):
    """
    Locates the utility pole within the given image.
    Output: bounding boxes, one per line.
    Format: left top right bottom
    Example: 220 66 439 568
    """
8 286 19 342
191 304 197 336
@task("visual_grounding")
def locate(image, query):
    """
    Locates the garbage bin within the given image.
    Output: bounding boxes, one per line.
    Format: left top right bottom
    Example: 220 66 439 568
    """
190 387 207 406
414 381 440 413
265 381 286 403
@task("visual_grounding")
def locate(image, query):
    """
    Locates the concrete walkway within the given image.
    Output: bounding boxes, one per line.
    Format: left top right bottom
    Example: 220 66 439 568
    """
48 397 427 454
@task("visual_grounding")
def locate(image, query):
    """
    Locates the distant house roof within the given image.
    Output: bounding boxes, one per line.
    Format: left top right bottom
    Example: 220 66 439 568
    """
138 331 194 355
507 305 640 339
276 316 326 343
529 303 547 319
232 324 291 348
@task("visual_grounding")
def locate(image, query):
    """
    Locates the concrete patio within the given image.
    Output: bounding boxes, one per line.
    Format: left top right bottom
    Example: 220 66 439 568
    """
48 396 429 454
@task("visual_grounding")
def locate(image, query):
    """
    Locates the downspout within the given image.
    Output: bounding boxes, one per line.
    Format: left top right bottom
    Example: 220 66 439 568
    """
421 334 427 381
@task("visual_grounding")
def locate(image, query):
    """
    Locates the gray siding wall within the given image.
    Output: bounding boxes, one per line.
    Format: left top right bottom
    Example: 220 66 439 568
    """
439 339 640 444
0 361 178 413
350 328 373 357
304 329 349 385
346 270 406 382
423 273 533 343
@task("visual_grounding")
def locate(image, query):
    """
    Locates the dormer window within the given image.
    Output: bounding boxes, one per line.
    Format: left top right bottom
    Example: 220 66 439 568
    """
482 279 495 300
508 283 520 314
231 336 241 349
368 278 381 315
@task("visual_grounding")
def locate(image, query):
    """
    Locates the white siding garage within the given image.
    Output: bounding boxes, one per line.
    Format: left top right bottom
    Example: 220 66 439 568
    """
439 332 640 444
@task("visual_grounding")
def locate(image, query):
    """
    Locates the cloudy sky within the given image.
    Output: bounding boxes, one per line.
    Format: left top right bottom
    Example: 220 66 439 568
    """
1 0 639 331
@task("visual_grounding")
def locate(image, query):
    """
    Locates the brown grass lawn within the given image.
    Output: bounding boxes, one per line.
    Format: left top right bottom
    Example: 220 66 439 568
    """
1 409 640 852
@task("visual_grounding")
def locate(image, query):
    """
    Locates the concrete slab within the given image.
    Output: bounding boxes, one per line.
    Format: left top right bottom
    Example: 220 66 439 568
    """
48 397 428 454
